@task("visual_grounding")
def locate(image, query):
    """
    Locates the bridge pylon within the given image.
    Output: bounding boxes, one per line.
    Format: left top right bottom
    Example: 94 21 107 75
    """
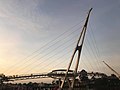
60 8 92 90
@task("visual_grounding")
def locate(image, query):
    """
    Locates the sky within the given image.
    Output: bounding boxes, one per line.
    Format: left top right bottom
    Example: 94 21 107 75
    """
0 0 120 82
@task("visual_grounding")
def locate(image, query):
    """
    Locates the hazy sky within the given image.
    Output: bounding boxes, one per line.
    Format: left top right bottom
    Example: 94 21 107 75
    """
0 0 120 80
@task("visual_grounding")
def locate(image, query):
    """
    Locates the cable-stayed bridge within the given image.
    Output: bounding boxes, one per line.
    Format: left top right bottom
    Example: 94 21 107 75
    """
1 8 119 90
